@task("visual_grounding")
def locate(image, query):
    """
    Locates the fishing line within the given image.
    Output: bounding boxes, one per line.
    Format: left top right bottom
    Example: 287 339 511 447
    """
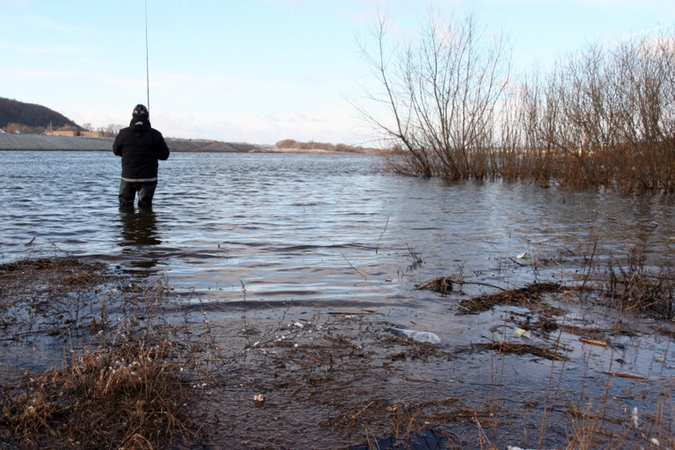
144 0 150 111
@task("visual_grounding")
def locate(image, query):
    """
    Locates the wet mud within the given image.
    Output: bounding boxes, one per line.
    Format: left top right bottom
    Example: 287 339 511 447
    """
1 258 674 449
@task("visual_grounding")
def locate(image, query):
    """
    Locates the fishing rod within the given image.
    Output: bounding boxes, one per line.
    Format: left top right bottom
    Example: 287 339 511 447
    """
144 0 150 111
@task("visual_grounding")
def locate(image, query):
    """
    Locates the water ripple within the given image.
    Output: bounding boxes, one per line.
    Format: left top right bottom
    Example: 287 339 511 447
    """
1 151 673 309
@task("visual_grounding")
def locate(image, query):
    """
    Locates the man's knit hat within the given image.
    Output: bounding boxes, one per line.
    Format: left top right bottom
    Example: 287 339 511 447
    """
132 104 149 119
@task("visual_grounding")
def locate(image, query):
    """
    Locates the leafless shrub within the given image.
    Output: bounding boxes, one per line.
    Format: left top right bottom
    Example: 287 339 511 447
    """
360 12 675 193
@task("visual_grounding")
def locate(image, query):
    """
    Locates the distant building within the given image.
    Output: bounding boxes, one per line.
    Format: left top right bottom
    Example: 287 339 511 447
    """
45 130 104 137
50 130 79 137
80 131 103 137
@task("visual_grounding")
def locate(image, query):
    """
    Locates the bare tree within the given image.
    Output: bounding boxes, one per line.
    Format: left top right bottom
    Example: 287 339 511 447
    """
356 12 511 179
99 124 124 137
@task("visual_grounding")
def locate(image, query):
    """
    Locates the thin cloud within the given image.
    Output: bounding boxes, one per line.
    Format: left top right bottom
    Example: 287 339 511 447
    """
0 0 29 7
0 40 90 55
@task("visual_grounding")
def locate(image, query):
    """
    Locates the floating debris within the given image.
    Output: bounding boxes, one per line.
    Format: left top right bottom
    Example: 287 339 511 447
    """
416 276 453 293
601 371 647 381
579 337 608 347
514 327 532 339
469 342 568 361
631 407 639 428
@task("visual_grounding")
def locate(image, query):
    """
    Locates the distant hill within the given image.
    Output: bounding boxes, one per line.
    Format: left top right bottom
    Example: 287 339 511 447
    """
0 97 80 131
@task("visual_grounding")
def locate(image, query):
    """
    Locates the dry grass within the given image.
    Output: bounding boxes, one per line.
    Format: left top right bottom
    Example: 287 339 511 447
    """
0 258 208 449
2 339 200 449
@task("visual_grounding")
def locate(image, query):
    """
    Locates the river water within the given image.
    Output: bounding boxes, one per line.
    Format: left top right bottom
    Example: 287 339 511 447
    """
3 150 675 447
1 150 674 309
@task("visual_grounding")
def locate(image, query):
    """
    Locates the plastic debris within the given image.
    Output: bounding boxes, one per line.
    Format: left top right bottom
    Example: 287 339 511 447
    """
516 252 531 259
631 407 639 428
514 328 532 339
388 328 441 344
253 394 265 403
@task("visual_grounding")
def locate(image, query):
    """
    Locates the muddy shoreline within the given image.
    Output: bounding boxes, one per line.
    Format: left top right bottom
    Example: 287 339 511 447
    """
0 258 674 449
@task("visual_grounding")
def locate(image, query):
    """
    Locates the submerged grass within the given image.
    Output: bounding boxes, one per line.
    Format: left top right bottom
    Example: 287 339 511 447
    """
0 258 209 449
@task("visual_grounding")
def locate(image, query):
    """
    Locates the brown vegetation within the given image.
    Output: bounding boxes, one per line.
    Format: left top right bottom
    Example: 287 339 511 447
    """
359 14 675 193
0 259 206 449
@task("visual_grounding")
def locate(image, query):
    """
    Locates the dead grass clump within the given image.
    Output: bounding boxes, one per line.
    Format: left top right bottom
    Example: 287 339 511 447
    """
0 256 113 351
603 258 675 319
469 342 568 361
385 334 446 361
457 282 562 314
0 257 208 449
0 257 109 304
1 337 202 449
0 257 106 279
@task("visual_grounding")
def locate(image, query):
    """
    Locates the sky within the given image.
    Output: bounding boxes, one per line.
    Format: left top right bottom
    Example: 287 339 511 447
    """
1 0 673 146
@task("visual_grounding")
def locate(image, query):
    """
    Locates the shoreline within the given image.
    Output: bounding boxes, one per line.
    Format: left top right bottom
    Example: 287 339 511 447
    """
0 134 382 154
0 134 256 152
1 256 673 449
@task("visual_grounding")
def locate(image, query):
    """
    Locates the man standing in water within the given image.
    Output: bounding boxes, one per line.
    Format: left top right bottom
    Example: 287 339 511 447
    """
113 104 170 209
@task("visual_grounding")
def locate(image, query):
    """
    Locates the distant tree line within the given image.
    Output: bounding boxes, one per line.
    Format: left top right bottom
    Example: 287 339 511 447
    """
81 123 124 137
276 139 365 153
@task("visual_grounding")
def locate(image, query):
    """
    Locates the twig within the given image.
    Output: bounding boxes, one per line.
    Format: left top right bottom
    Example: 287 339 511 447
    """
240 280 251 347
332 241 367 281
302 354 329 366
601 371 647 380
417 276 506 292
457 280 507 291
403 376 437 383
579 337 607 347
375 217 389 254
350 401 374 419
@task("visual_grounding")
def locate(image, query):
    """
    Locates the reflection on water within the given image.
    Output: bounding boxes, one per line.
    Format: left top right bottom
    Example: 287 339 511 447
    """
0 151 673 308
119 208 161 247
118 208 161 272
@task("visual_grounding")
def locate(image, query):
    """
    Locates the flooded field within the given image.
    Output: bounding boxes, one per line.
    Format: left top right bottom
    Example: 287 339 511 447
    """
1 150 674 448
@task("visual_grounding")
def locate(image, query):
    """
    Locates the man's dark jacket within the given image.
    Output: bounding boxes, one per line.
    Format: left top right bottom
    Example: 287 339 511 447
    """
113 119 170 180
